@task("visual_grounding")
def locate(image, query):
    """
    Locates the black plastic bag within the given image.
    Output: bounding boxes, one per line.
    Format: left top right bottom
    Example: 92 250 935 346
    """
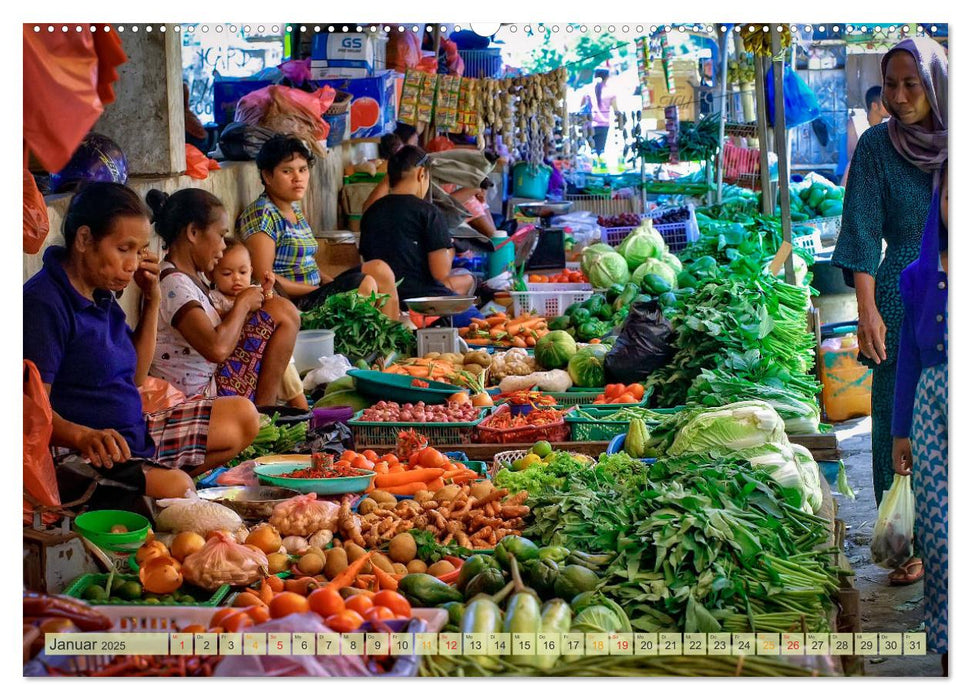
218 122 277 161
605 300 676 384
293 422 354 455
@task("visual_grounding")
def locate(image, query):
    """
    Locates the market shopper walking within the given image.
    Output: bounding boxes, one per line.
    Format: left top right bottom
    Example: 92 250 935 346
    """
832 36 947 586
238 134 399 319
892 164 948 667
146 188 300 407
23 183 259 498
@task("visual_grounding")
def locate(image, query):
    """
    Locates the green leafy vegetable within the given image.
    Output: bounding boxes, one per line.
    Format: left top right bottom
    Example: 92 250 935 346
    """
300 291 415 361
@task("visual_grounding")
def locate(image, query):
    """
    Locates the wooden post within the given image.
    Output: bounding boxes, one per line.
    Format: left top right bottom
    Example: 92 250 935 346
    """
753 52 773 215
715 25 732 203
771 28 795 285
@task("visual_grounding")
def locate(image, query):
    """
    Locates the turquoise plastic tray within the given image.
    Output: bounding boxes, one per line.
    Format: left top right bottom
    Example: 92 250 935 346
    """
348 369 465 405
253 463 375 495
62 573 229 607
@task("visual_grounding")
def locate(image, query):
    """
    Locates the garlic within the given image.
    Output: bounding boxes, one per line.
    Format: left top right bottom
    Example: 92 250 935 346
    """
281 536 310 555
308 529 333 549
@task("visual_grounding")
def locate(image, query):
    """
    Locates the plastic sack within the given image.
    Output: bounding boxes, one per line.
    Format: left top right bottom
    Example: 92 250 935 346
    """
303 354 353 393
216 461 259 487
766 65 821 128
219 122 277 161
269 493 340 537
139 376 187 414
155 492 244 536
870 473 915 569
605 300 676 384
234 85 336 156
23 360 60 525
185 144 221 180
387 31 422 73
293 422 354 456
278 58 312 85
182 530 269 590
23 166 50 255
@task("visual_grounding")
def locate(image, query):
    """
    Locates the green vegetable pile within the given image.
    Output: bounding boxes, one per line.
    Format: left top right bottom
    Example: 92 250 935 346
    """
230 413 307 466
300 291 415 361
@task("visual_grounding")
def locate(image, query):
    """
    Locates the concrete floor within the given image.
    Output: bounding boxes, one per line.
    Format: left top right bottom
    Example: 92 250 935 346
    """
832 417 945 677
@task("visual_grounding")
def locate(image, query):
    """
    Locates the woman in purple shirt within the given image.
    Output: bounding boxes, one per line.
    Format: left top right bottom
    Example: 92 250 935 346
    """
23 183 259 499
892 164 948 668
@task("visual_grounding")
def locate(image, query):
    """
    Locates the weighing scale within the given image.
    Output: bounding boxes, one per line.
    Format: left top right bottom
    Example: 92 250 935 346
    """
514 201 572 270
404 296 477 355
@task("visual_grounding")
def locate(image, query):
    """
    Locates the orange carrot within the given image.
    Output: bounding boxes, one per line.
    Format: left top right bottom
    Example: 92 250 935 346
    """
425 477 446 491
380 482 427 496
374 468 445 488
327 552 372 591
372 565 399 592
437 568 462 584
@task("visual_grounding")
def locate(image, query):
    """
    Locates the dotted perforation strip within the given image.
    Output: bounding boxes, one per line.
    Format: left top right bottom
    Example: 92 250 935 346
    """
29 23 942 37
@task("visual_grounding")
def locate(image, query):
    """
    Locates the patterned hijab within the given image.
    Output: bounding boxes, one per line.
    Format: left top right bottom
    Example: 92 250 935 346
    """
881 37 948 174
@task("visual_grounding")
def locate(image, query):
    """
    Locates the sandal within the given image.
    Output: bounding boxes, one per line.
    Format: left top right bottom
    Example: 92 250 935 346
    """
889 558 924 586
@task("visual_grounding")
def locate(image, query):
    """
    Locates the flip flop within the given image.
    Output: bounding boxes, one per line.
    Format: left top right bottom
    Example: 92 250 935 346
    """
889 558 924 586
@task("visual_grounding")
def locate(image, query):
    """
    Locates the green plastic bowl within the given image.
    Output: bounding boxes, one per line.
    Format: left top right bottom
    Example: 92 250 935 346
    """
348 369 465 404
253 463 375 495
74 510 151 552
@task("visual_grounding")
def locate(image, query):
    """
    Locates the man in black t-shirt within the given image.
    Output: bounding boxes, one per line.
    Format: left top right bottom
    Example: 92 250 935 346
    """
360 146 476 307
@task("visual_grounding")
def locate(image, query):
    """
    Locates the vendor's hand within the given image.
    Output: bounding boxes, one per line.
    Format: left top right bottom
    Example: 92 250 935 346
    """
78 428 131 469
892 437 913 476
260 271 276 299
133 251 161 303
236 285 265 313
857 306 887 364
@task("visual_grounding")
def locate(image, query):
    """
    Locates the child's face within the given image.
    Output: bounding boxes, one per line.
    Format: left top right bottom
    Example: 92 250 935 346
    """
214 246 252 296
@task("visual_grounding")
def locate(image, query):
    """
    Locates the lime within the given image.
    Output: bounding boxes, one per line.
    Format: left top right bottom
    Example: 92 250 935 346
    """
510 458 527 472
143 597 160 604
530 441 553 458
108 597 124 604
82 584 107 602
118 581 143 601
109 577 128 594
160 595 176 604
179 595 195 604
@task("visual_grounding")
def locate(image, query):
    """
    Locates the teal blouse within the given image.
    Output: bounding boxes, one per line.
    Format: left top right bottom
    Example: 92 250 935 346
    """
832 122 933 366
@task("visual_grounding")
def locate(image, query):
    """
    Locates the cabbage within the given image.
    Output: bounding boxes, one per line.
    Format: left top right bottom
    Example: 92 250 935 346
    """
571 605 624 634
586 251 631 289
581 243 617 275
661 252 683 274
735 442 807 509
617 227 667 270
667 401 788 456
792 444 824 513
632 258 678 290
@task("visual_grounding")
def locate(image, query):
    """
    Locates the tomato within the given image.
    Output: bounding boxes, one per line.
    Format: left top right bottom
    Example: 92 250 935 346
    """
268 592 311 619
209 608 237 629
371 590 412 618
325 610 365 633
350 455 373 470
223 611 255 632
339 450 359 463
373 461 390 474
384 454 399 465
629 384 646 400
362 450 379 462
344 594 375 616
308 587 345 617
245 605 271 624
365 606 398 622
181 624 207 634
417 447 448 469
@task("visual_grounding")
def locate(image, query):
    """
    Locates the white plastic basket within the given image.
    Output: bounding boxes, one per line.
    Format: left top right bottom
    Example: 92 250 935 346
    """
526 282 592 292
96 604 216 632
510 288 593 318
793 229 823 256
490 449 528 478
649 204 700 253
601 223 644 247
805 215 842 243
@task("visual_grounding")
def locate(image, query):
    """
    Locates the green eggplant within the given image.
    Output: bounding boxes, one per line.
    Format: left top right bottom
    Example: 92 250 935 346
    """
535 599 573 670
463 568 507 600
494 535 540 568
398 573 463 606
553 564 600 600
522 558 559 599
456 554 498 592
442 601 466 628
537 546 570 563
460 597 504 670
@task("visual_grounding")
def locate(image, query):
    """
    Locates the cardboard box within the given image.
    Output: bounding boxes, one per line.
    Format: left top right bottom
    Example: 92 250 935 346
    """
315 236 362 279
311 32 374 71
212 78 274 126
310 61 371 80
319 71 397 139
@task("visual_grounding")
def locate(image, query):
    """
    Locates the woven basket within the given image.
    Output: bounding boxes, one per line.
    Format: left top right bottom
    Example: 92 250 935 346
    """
324 90 353 116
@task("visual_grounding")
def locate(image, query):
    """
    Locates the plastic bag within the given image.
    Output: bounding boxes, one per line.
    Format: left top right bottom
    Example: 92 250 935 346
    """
185 144 221 180
303 354 353 392
766 65 821 128
216 461 259 487
387 31 422 73
234 85 336 156
219 122 277 161
139 376 187 414
605 300 676 384
293 422 354 456
181 530 268 590
870 474 915 569
270 493 340 537
23 166 50 255
278 58 312 85
23 360 60 525
155 492 243 536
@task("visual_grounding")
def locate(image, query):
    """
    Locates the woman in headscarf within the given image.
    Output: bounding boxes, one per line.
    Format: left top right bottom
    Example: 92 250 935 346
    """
832 36 947 586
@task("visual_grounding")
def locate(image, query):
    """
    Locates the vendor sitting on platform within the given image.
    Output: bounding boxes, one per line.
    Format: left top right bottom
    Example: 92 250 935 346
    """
23 183 259 498
237 134 399 319
359 145 476 306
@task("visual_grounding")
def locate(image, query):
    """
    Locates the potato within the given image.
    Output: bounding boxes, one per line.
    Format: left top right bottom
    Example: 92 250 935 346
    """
388 533 417 564
267 552 290 575
323 547 349 579
370 490 397 506
344 542 371 574
358 498 378 515
392 563 409 576
426 560 456 578
406 559 427 574
434 485 462 502
414 490 434 504
371 553 395 574
470 481 494 500
297 552 324 576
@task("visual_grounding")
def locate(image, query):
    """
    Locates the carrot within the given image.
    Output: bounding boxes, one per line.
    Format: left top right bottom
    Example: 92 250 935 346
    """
437 568 462 584
525 335 537 347
372 565 399 592
486 316 508 327
328 552 373 591
426 477 446 491
381 482 428 496
374 468 445 488
450 472 478 484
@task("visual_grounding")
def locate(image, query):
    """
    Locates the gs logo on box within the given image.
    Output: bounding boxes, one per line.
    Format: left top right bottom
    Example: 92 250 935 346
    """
341 37 364 49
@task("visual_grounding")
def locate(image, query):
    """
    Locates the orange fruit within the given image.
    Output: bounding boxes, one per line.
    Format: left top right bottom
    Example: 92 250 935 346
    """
350 97 380 132
340 450 358 463
344 594 375 616
181 624 207 634
209 608 237 628
372 590 412 618
325 610 365 633
223 611 254 633
417 447 448 469
362 450 379 462
268 592 311 619
246 605 271 624
351 455 373 470
233 591 265 608
365 606 397 622
307 586 345 618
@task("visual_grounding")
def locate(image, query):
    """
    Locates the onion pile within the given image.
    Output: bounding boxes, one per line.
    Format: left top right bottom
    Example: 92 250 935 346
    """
360 401 480 423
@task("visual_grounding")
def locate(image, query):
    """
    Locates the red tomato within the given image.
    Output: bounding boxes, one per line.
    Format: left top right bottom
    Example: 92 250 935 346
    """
372 591 412 618
326 610 365 633
365 606 398 622
344 594 375 616
308 587 345 617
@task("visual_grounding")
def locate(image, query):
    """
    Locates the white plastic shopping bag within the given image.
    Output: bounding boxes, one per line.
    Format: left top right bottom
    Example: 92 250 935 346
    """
870 473 915 569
